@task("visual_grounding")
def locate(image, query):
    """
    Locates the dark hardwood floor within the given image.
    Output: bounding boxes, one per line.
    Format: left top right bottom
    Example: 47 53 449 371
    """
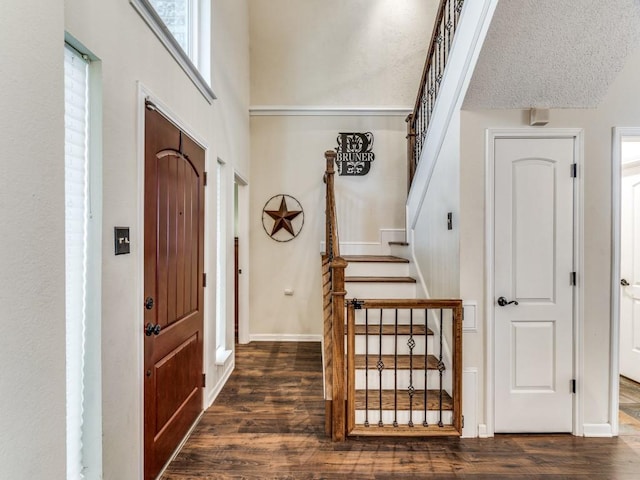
163 342 640 479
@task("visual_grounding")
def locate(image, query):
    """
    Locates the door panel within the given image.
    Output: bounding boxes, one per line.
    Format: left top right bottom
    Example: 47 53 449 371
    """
621 170 640 382
144 107 205 480
494 137 574 433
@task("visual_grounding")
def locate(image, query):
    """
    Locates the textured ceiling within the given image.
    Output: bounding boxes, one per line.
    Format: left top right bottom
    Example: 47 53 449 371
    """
463 0 640 109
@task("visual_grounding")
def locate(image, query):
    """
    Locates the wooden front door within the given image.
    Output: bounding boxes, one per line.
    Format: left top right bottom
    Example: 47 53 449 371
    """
144 106 205 480
493 137 575 432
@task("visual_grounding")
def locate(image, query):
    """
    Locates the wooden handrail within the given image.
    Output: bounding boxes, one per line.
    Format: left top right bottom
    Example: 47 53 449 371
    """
322 150 347 441
407 0 465 189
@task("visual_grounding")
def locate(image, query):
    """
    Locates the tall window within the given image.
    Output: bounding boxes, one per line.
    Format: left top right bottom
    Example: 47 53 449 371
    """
64 43 89 480
216 159 228 361
64 41 102 479
130 0 214 102
149 0 197 61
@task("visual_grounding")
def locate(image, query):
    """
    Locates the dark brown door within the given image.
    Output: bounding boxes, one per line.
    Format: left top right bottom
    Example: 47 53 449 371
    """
144 107 205 480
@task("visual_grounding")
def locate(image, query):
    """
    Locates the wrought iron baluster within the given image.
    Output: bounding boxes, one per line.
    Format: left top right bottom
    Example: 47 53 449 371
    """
438 309 444 428
408 309 415 427
377 309 384 427
393 309 398 427
365 308 369 427
423 308 429 427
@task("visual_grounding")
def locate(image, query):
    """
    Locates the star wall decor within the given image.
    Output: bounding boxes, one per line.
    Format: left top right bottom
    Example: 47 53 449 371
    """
261 194 304 242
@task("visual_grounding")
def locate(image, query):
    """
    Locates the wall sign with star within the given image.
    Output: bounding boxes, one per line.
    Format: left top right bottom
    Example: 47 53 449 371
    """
261 194 304 242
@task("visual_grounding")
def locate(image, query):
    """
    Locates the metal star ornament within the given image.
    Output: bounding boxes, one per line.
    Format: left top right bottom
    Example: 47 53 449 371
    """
262 194 304 242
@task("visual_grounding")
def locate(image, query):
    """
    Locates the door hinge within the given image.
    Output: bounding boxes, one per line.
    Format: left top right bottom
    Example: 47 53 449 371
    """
570 271 577 286
571 163 577 178
462 415 465 428
203 171 208 186
203 272 207 288
202 373 206 388
571 379 576 394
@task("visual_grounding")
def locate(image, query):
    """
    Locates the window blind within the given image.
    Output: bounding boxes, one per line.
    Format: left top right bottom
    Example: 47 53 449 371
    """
64 44 89 480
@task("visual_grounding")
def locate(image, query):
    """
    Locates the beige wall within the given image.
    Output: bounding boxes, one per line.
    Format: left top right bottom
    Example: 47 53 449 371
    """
250 115 407 336
248 0 435 337
0 1 251 478
249 0 439 106
461 44 640 429
0 1 66 478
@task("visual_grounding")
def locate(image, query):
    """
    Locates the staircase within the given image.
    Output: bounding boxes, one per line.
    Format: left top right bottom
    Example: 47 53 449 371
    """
342 251 461 436
322 0 467 440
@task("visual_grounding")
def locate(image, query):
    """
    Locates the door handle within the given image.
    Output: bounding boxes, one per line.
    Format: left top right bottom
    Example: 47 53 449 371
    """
144 323 161 336
621 279 630 286
497 296 518 307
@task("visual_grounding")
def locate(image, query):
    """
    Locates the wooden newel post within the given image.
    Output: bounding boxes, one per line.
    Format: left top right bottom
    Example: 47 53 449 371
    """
325 150 336 254
330 256 347 441
406 113 416 193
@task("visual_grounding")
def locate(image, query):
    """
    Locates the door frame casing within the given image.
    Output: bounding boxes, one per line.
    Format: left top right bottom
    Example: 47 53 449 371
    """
484 128 584 437
136 83 210 479
610 127 640 436
234 171 250 344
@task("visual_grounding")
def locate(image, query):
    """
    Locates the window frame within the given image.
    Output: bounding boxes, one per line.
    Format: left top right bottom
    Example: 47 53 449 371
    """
130 0 215 103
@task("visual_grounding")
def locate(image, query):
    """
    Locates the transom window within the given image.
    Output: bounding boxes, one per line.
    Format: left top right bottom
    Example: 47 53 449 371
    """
149 0 197 61
130 0 215 102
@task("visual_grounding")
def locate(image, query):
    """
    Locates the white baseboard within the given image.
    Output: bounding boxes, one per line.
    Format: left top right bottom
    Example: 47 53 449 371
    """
205 358 235 408
462 368 478 438
249 334 323 342
583 423 613 437
478 424 489 438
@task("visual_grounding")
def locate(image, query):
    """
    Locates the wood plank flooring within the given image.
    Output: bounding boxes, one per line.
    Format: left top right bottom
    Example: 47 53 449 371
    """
162 342 640 479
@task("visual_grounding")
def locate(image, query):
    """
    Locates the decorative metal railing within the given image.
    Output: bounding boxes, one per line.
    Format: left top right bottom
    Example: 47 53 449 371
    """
407 0 465 188
345 299 462 436
322 150 348 441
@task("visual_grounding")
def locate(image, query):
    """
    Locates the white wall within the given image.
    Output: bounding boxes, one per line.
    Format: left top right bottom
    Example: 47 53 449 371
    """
248 0 435 338
0 1 67 478
413 111 461 299
460 44 640 431
64 1 250 478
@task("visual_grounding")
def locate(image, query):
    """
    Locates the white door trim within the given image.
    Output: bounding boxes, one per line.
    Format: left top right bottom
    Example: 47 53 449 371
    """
485 128 584 437
136 82 211 479
234 172 250 344
610 127 640 436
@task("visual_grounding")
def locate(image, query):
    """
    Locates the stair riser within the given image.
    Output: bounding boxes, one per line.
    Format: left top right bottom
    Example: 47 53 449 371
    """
355 370 443 390
355 410 453 426
346 282 416 299
354 335 434 355
346 262 410 277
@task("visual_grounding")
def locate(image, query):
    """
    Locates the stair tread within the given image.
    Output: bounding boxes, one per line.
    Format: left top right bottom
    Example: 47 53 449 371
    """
345 276 416 283
354 354 441 370
355 388 453 411
343 255 409 263
351 325 433 336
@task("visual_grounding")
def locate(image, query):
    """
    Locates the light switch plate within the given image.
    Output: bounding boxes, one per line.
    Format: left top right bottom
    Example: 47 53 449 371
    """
114 227 131 255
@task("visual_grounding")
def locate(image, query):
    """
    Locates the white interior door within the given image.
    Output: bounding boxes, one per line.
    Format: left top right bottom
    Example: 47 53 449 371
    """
494 137 574 433
620 165 640 383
